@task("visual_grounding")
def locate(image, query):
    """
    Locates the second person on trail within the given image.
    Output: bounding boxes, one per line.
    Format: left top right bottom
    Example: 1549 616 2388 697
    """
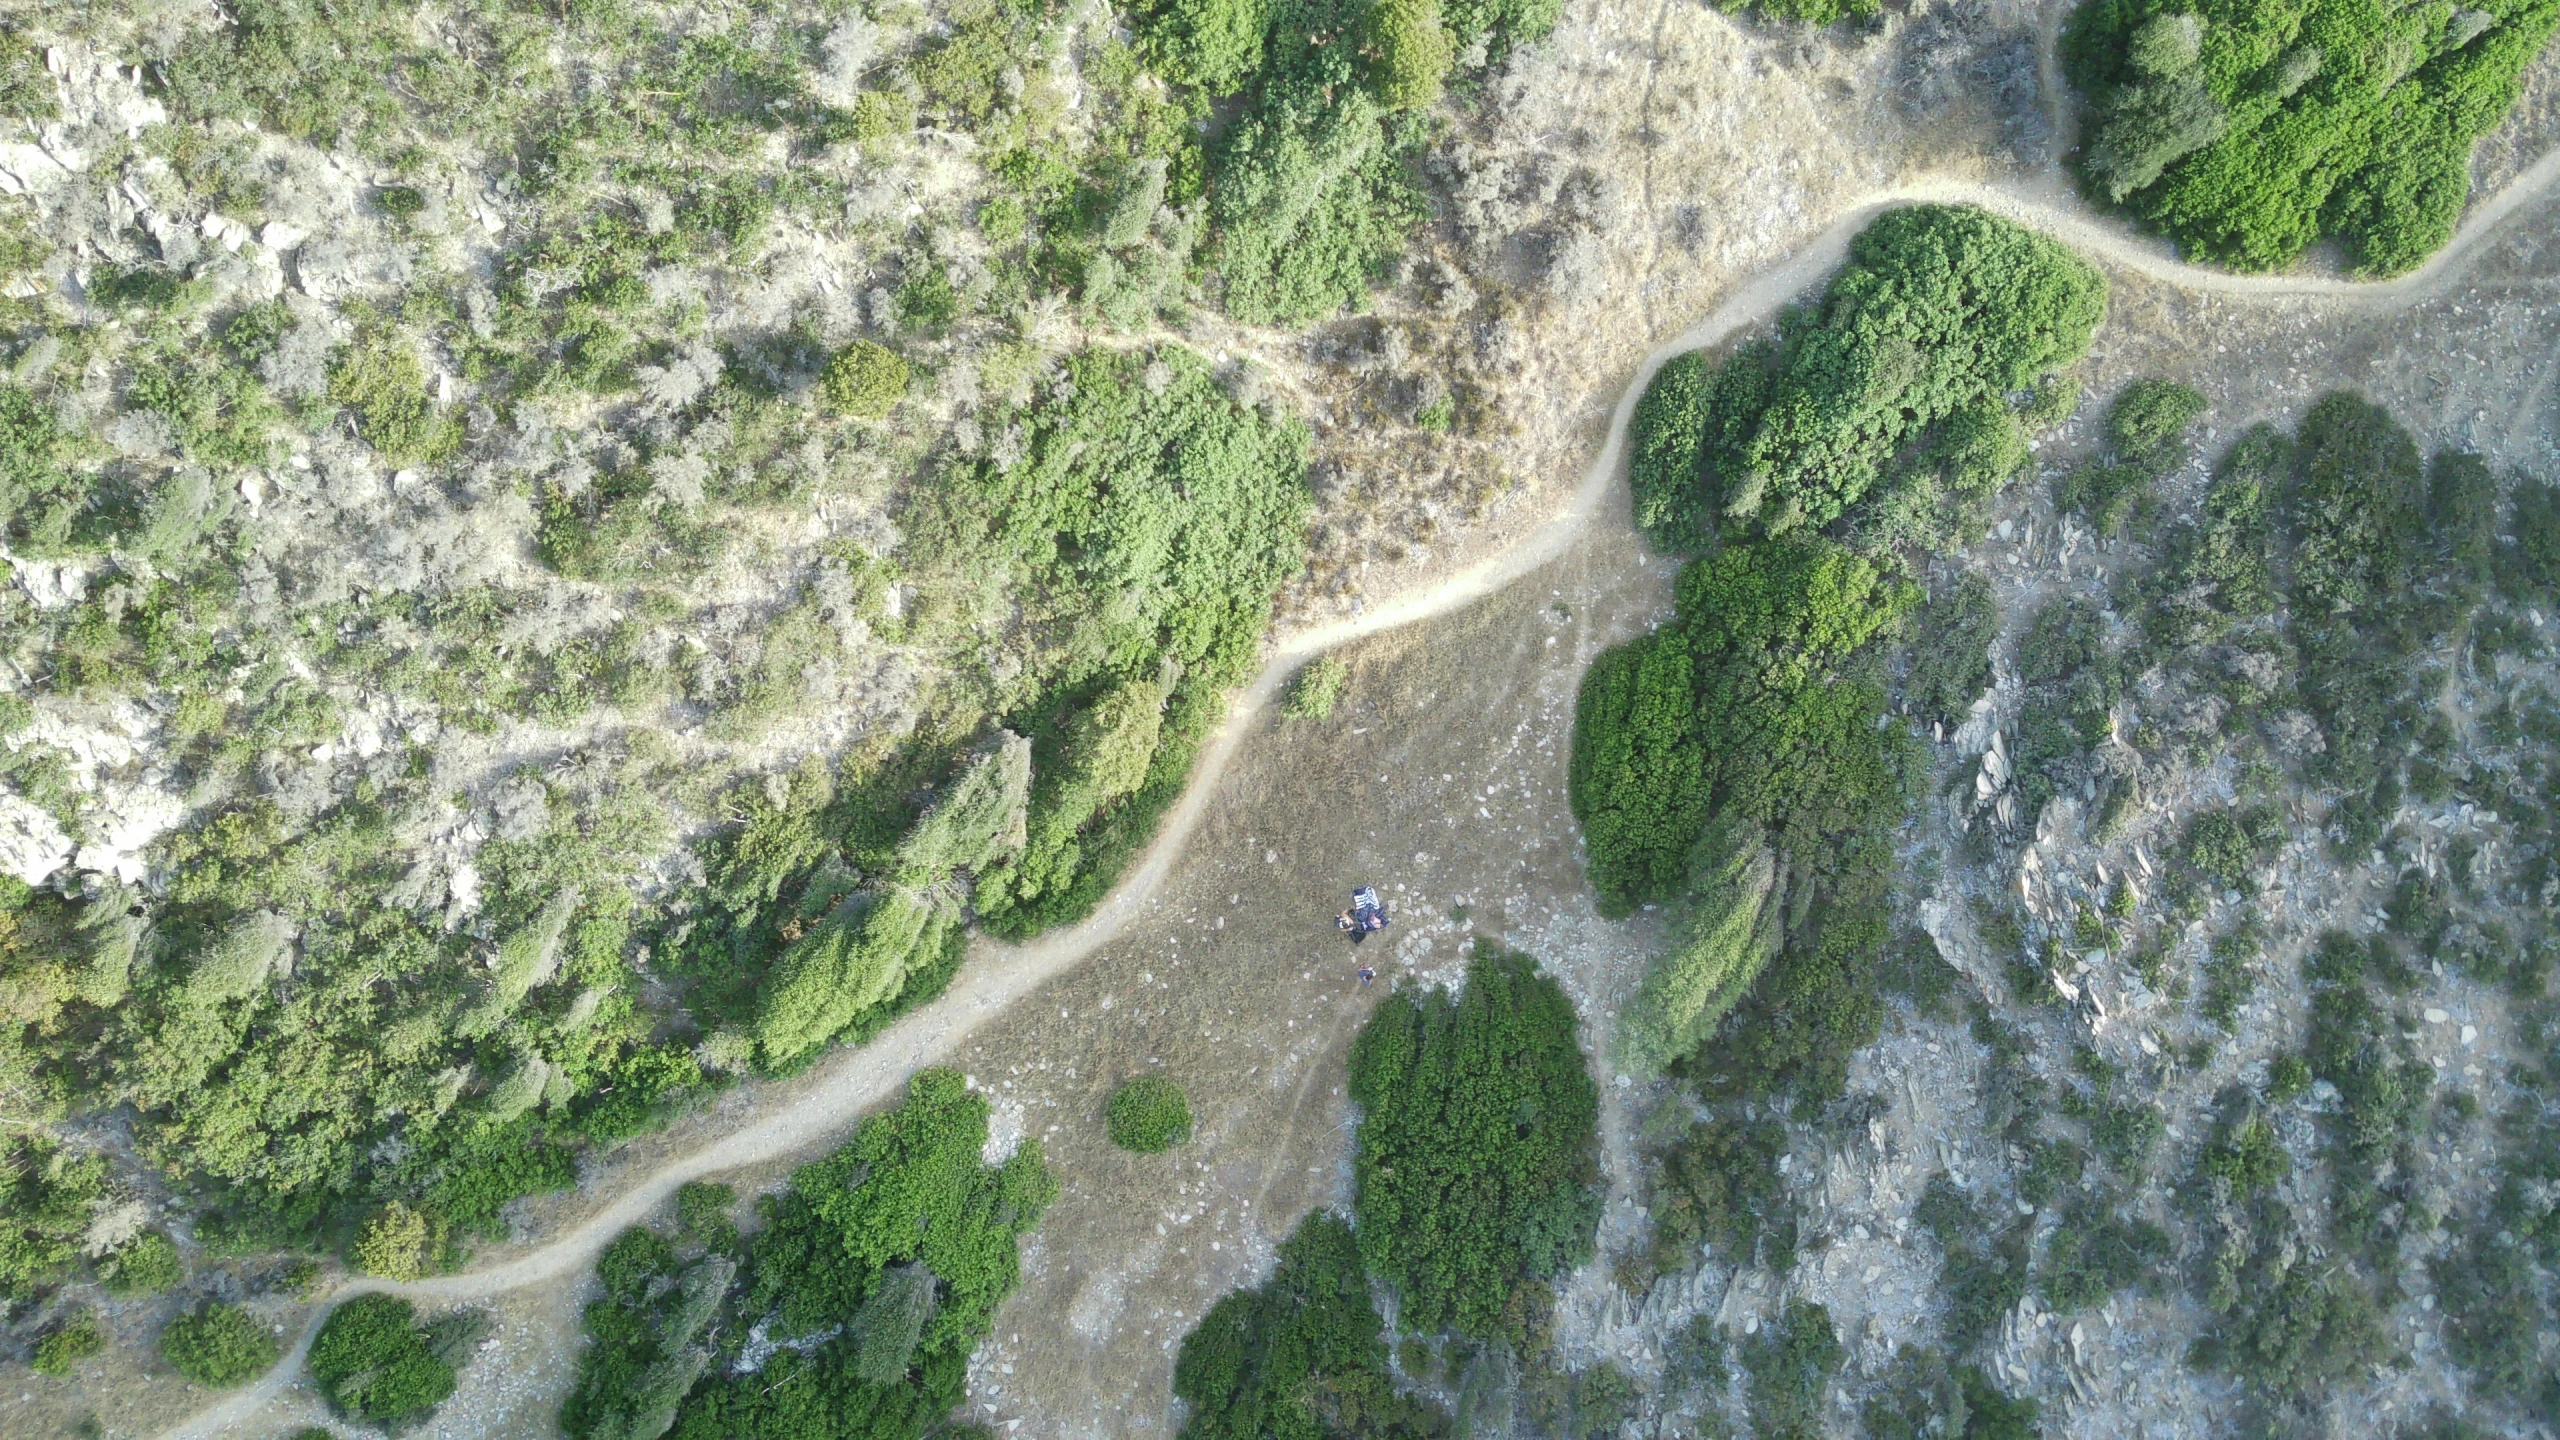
1337 886 1388 945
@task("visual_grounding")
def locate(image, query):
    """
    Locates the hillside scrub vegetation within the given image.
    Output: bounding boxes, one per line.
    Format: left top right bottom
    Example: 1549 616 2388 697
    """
1638 381 2560 1429
2063 0 2560 275
1626 205 2103 554
558 1068 1052 1440
1347 947 1601 1336
0 0 1563 1333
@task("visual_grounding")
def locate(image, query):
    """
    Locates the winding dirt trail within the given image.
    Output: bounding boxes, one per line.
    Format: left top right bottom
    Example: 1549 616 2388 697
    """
147 159 2560 1440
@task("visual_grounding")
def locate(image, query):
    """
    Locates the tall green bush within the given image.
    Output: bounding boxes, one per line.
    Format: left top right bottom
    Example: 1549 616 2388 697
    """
310 1294 462 1428
1625 205 2103 553
1347 947 1600 1336
1568 630 1710 911
2064 0 2560 275
1615 817 1780 1080
1573 536 1913 910
753 734 1030 1067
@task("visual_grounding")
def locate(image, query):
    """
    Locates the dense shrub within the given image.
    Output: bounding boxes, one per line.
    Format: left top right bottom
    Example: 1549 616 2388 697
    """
1915 1176 2030 1351
819 341 909 418
2288 392 2426 616
1170 1211 1447 1439
2146 425 2283 647
2039 1199 2169 1311
1742 1299 1842 1440
1162 0 1555 325
1348 947 1600 1336
2504 479 2560 604
2182 806 2285 893
310 1294 461 1428
2064 0 2560 275
1105 1075 1193 1152
561 1069 1052 1440
2056 378 2205 536
1282 654 1349 719
1643 1109 1792 1274
32 1312 104 1375
2191 1229 2387 1402
1864 1346 2038 1440
0 1135 107 1299
1624 205 2103 554
914 347 1309 936
162 1301 280 1387
2106 378 2207 466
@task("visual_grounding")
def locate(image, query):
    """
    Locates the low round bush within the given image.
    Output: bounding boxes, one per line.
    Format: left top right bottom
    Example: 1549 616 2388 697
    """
1281 655 1347 720
32 1313 104 1375
161 1301 279 1387
310 1293 458 1427
101 1229 182 1295
1107 1075 1192 1154
820 340 910 419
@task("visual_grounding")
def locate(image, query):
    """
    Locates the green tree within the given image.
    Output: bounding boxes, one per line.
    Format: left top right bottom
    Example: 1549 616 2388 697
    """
1171 1211 1447 1440
162 1301 280 1387
1364 0 1453 110
310 1294 461 1428
1348 948 1600 1336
